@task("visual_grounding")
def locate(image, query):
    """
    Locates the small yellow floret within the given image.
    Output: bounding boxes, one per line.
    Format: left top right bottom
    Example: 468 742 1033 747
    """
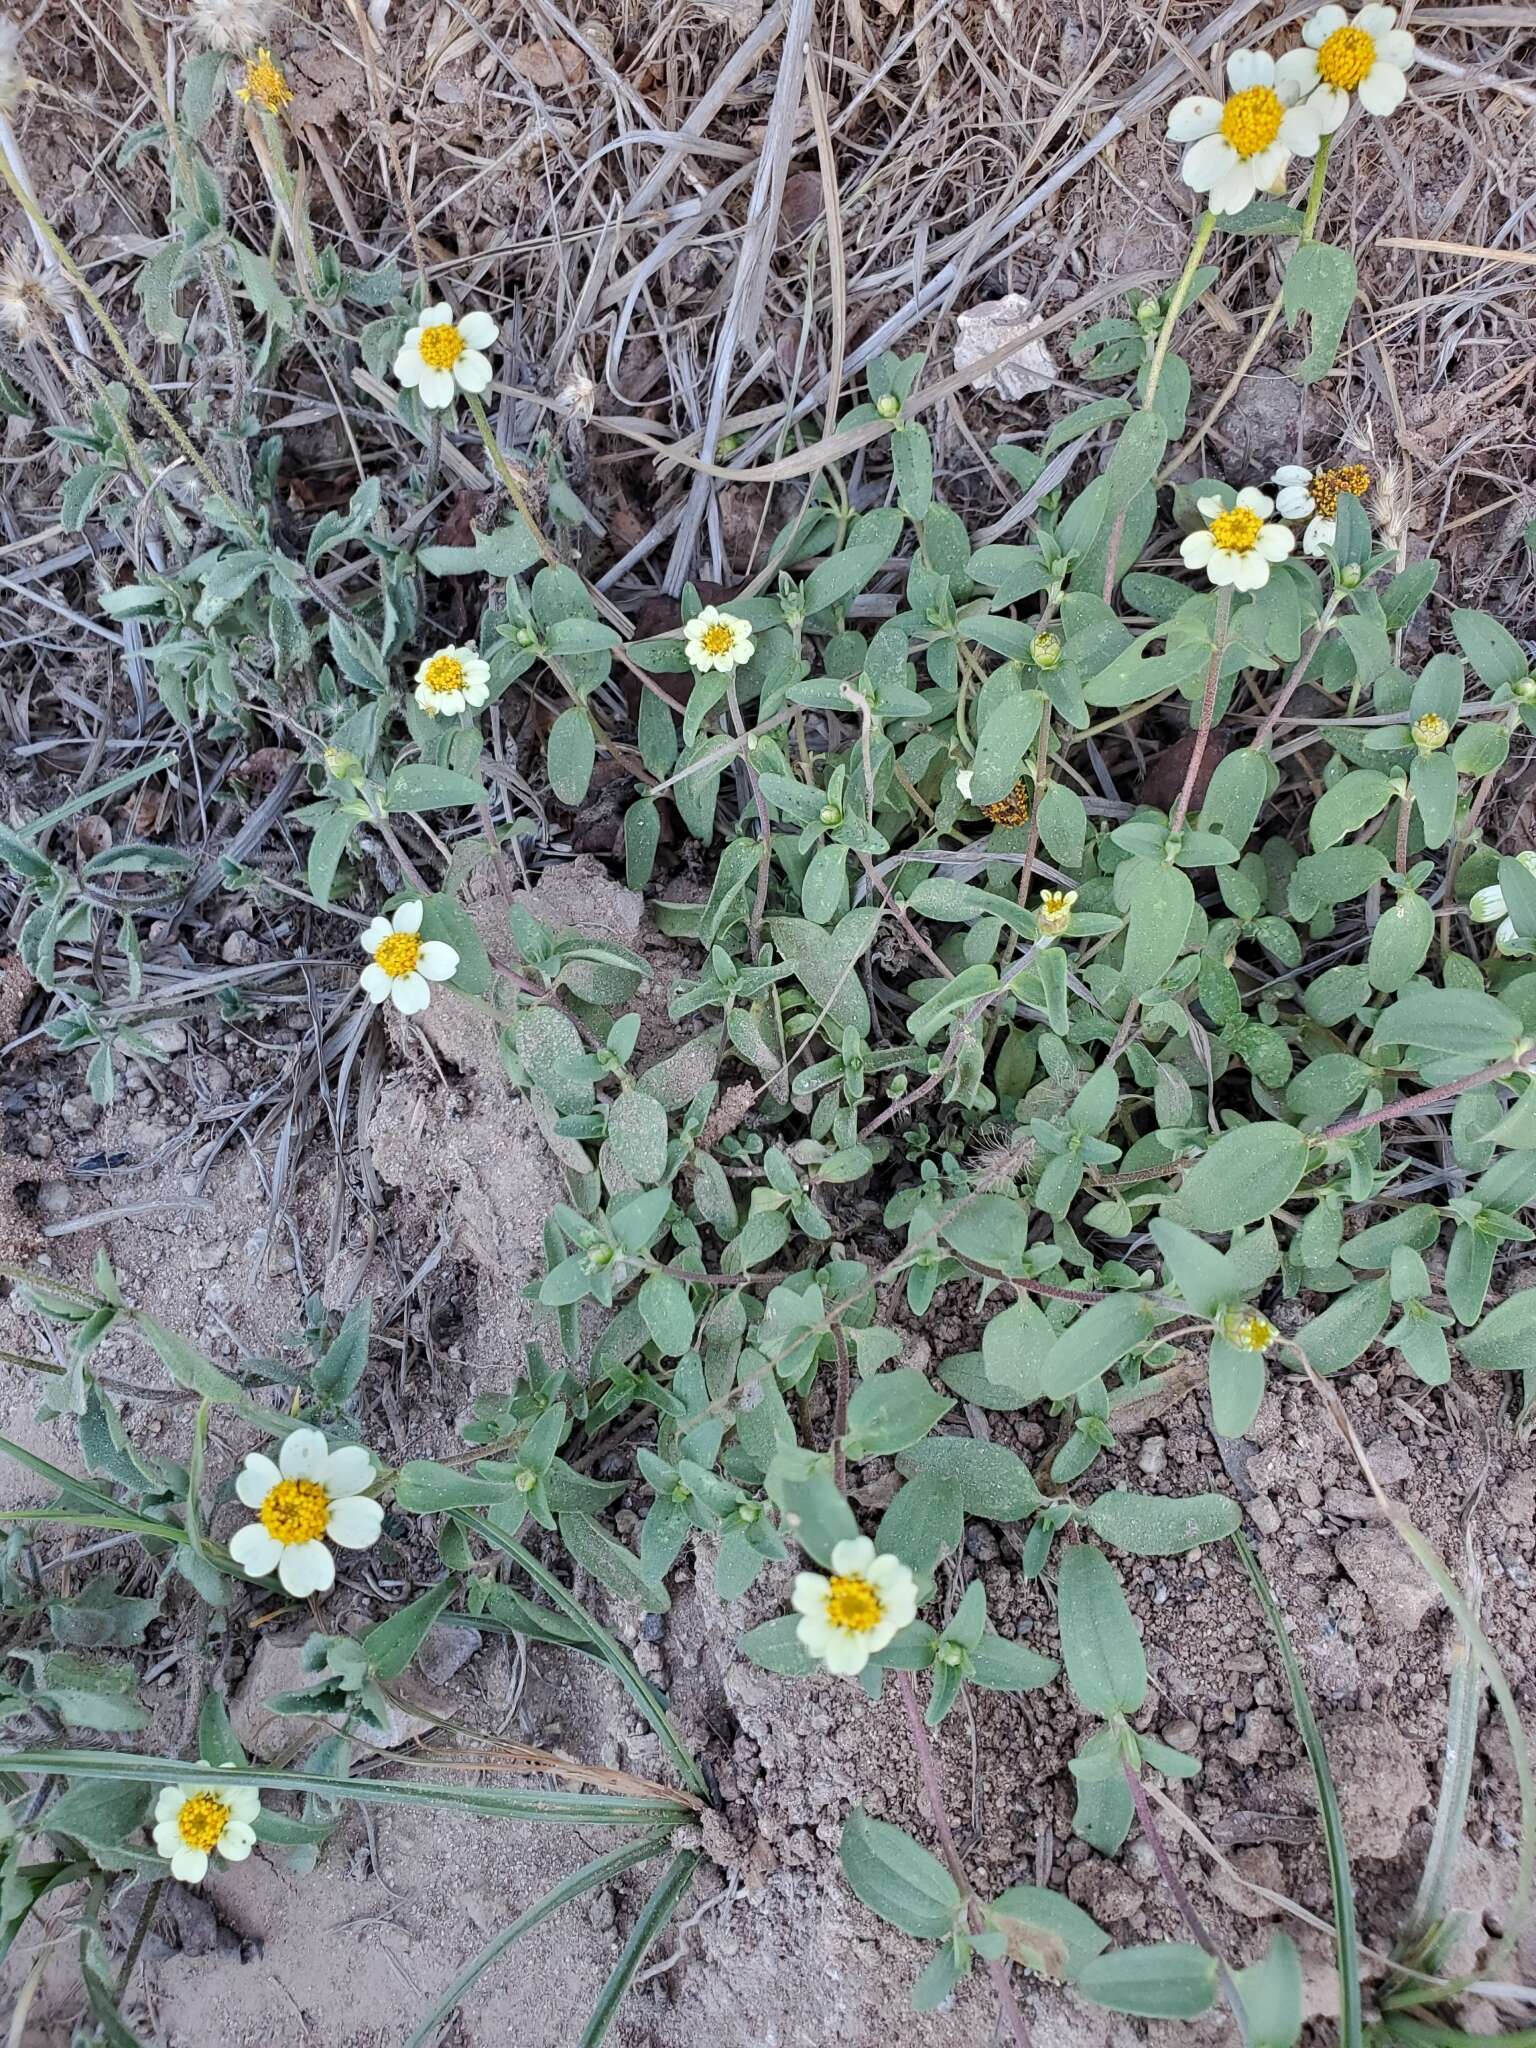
422 654 466 695
1412 712 1449 752
1309 464 1372 518
824 1574 885 1634
177 1793 232 1852
1317 25 1375 90
1219 85 1284 159
417 323 465 372
238 50 294 115
374 932 423 980
1209 506 1263 553
258 1476 331 1545
700 623 736 657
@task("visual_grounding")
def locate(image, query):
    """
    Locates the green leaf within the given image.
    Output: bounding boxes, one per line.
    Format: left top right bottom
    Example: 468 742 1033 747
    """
1376 988 1522 1059
1283 239 1357 385
1119 860 1194 996
840 1808 963 1939
383 764 487 814
1297 1276 1392 1375
989 1884 1110 1979
363 1578 458 1682
313 1298 372 1403
1040 1295 1158 1400
548 708 596 806
638 1273 695 1359
418 519 542 579
1169 1122 1311 1233
1459 1287 1536 1371
1310 769 1392 851
1233 1933 1303 2048
1367 891 1433 994
737 1613 818 1676
1081 1490 1240 1556
1075 1943 1219 2018
971 693 1044 807
767 909 879 1036
895 1437 1043 1520
606 1090 668 1185
1452 607 1529 692
843 1370 953 1459
306 807 354 907
1056 1543 1146 1716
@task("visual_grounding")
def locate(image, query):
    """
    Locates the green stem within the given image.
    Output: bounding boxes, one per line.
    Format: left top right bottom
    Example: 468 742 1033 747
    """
1143 211 1216 409
1299 133 1334 243
1169 584 1233 834
464 390 556 570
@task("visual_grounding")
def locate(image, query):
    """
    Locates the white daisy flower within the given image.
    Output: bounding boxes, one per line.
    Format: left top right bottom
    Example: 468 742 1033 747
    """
358 900 459 1017
1272 461 1373 555
413 642 491 717
1180 488 1296 592
682 605 755 675
1277 4 1415 132
393 301 497 411
790 1535 918 1676
1469 852 1536 958
228 1428 384 1597
1165 50 1323 216
152 1780 261 1884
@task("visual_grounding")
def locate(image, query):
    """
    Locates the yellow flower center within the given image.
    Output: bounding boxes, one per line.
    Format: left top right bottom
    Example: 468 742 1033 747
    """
1221 1308 1275 1354
373 931 423 980
1317 24 1376 91
1220 85 1284 159
240 50 294 115
1040 890 1076 917
699 622 736 657
1412 713 1449 751
418 322 465 372
1308 463 1372 518
259 1475 331 1545
1209 506 1264 553
422 652 466 695
177 1793 232 1853
824 1574 885 1635
982 780 1033 828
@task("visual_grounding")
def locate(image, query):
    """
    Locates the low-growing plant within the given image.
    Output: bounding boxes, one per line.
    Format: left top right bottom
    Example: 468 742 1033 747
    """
2 4 1534 2044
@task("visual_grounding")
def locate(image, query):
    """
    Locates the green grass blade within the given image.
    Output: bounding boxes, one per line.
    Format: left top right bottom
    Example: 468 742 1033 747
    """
1398 1620 1483 1962
404 1831 673 2048
1235 1534 1362 2048
576 1848 701 2048
455 1511 709 1800
3 1749 697 1828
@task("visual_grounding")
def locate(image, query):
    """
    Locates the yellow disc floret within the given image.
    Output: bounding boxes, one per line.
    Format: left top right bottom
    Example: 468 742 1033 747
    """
1037 887 1078 937
1219 85 1284 159
1412 712 1449 752
417 323 465 372
374 931 423 980
700 622 736 657
982 780 1033 828
259 1476 331 1545
238 50 294 115
421 653 466 695
824 1573 885 1635
1317 24 1376 91
1309 463 1372 518
1209 506 1264 553
177 1793 233 1853
1219 1307 1276 1354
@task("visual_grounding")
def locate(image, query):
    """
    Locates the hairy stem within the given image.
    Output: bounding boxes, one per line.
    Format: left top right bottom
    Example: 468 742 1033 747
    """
1320 1052 1532 1143
1169 584 1233 834
1143 210 1216 410
1123 1765 1248 2032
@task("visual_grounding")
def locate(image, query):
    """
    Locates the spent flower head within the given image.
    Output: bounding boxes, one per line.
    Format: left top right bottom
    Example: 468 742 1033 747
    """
683 605 754 675
1181 488 1295 591
153 1781 260 1883
358 900 459 1016
0 242 73 345
1166 50 1322 215
228 1427 383 1597
791 1536 918 1675
1272 462 1372 556
414 642 490 717
236 47 294 114
393 302 498 411
186 0 273 51
1277 5 1415 130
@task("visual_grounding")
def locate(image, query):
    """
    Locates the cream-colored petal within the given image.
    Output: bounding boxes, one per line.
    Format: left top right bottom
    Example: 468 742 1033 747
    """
829 1535 876 1577
1195 493 1227 519
1375 29 1415 67
326 1494 384 1549
1276 47 1320 96
389 972 431 1016
461 656 492 689
415 940 459 982
1356 4 1397 35
1468 885 1506 924
1357 61 1407 115
392 344 424 388
1229 550 1271 591
413 682 444 715
360 962 393 1003
279 1426 329 1480
1208 159 1259 214
1255 524 1295 562
1225 47 1274 91
170 1846 209 1883
392 900 424 934
155 1786 183 1822
153 1820 182 1854
454 349 494 394
1274 483 1315 517
421 301 456 329
228 1523 283 1577
235 1452 282 1508
1180 530 1217 568
1305 5 1349 46
1206 549 1240 586
360 916 393 954
1276 106 1321 155
461 675 490 707
1302 515 1334 556
322 1444 374 1496
1165 95 1221 142
819 1633 871 1676
1308 82 1350 132
416 367 456 409
457 309 498 350
226 1786 263 1825
1235 487 1275 518
218 1821 256 1861
276 1540 334 1597
791 1571 830 1616
1180 132 1235 193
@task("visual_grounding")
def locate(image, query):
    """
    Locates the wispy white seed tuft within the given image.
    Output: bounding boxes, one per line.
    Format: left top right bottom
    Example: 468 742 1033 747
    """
184 0 273 54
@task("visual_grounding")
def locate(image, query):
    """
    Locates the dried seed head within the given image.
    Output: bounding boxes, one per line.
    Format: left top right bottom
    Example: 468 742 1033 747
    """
185 0 273 53
0 241 72 343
